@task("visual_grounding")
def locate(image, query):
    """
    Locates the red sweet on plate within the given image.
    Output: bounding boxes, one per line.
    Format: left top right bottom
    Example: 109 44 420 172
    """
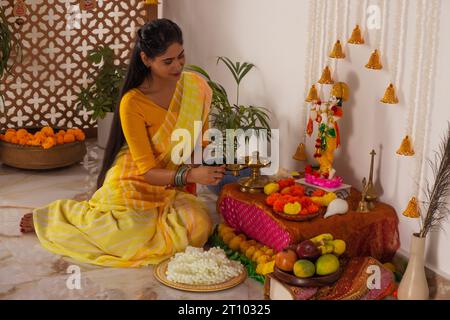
266 193 282 206
307 204 319 214
289 185 305 197
278 178 295 189
312 189 326 197
273 199 288 212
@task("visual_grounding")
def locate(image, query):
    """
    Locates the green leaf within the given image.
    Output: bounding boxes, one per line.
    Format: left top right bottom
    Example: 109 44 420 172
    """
217 56 239 84
327 128 336 137
237 63 255 84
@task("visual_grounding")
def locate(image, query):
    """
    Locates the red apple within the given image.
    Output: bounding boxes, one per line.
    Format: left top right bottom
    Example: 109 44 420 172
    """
275 248 297 272
296 240 321 261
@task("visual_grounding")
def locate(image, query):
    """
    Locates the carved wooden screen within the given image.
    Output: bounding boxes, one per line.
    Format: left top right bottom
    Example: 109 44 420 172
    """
0 0 157 136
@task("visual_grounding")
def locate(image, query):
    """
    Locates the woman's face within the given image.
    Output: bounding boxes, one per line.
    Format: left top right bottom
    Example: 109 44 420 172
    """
142 42 185 81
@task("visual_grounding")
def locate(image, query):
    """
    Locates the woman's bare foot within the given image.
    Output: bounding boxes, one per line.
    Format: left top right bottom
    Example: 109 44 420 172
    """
20 213 35 233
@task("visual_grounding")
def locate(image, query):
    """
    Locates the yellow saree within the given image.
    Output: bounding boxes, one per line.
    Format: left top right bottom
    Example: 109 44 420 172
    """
32 72 213 267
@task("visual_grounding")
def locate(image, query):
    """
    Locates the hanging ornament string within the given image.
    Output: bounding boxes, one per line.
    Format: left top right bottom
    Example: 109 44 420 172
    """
392 0 407 89
301 0 318 142
356 0 365 28
343 0 350 44
378 0 388 65
325 0 334 73
318 0 328 93
332 0 339 71
312 0 321 83
362 0 368 32
405 0 426 141
416 0 441 205
411 0 431 199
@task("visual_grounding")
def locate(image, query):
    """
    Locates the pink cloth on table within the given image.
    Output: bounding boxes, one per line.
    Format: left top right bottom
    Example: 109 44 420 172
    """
219 196 291 251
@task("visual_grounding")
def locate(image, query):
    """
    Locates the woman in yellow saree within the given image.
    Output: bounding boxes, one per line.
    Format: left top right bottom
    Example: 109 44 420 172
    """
19 19 225 267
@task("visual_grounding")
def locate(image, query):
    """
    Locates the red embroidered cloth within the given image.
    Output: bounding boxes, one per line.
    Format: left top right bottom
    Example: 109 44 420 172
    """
217 183 400 262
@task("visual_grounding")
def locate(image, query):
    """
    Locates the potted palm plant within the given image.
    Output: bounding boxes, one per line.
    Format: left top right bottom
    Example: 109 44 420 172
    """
76 46 125 148
1 5 22 105
186 57 272 193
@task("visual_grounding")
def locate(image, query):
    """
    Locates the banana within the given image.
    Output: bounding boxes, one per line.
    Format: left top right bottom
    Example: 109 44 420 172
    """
309 233 334 245
318 244 334 254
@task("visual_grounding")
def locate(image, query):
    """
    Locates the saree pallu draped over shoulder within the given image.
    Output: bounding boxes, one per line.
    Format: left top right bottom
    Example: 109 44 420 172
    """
32 72 213 267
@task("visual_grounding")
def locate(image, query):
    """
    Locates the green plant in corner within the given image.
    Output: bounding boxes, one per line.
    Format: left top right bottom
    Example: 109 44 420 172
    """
76 46 126 121
0 6 22 104
186 57 271 159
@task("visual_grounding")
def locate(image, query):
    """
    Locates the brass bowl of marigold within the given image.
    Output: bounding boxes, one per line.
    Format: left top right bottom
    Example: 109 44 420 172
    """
0 126 87 170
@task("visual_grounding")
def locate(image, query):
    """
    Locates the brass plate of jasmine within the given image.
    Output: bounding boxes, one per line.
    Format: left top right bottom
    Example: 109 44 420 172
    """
154 259 247 292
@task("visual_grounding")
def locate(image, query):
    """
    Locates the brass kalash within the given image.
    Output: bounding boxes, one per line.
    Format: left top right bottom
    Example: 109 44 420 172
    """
226 151 271 193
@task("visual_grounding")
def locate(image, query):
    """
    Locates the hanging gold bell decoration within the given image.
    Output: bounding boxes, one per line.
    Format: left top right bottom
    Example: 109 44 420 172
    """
305 85 319 102
331 82 350 101
329 40 345 59
365 49 383 70
396 135 415 156
293 143 307 161
402 197 421 218
318 66 334 84
348 25 364 44
380 83 399 104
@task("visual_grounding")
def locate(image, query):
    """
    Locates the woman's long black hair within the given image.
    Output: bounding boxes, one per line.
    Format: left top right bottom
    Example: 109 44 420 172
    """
96 19 183 189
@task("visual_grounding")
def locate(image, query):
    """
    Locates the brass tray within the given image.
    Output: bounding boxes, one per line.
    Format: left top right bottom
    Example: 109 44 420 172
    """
154 259 247 292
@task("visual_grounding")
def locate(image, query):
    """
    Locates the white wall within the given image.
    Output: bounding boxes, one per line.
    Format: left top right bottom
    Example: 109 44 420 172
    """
164 0 450 278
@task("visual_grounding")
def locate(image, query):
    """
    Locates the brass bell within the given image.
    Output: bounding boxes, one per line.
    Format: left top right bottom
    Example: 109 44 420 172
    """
293 143 307 161
365 49 382 70
396 135 415 156
348 25 364 44
380 83 399 104
329 40 345 59
318 66 334 84
402 197 420 218
305 85 319 102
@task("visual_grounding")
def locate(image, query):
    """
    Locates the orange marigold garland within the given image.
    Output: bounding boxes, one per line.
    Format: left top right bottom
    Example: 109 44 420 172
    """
0 127 85 149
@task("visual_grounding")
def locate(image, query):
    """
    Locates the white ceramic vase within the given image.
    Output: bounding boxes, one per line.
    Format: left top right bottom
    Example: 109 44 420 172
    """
97 112 114 149
397 233 429 300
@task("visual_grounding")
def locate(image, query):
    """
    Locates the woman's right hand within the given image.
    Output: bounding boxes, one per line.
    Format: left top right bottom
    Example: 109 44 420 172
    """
186 165 226 185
